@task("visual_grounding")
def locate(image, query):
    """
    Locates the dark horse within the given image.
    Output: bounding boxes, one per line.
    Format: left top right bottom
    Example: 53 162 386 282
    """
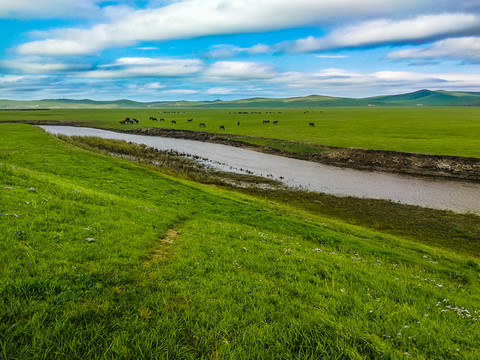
199 123 206 128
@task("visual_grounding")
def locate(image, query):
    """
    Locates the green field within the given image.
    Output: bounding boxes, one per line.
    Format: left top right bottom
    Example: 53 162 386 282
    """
1 123 480 359
1 107 479 158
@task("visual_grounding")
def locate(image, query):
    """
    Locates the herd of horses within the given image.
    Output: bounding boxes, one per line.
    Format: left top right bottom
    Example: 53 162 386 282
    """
119 116 315 129
118 117 139 124
119 116 211 128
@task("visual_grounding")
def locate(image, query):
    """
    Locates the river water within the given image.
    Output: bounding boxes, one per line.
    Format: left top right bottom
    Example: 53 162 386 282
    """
40 126 480 214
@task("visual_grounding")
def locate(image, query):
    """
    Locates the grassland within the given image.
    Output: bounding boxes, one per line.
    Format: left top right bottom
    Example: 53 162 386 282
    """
1 107 479 158
1 123 480 359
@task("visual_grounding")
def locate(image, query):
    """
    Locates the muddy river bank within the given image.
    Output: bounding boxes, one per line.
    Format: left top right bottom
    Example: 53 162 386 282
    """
125 127 480 182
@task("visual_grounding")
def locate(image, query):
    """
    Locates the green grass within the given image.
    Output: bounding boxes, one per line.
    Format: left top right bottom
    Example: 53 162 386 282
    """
1 123 480 359
1 107 479 157
59 134 480 258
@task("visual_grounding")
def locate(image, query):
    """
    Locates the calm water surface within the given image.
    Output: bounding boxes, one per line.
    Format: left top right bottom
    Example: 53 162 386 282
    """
40 126 480 214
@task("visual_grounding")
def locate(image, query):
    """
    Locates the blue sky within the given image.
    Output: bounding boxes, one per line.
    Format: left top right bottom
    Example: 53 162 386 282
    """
1 0 480 101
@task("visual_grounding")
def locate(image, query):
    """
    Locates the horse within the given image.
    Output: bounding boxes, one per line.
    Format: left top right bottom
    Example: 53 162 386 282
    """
199 123 206 128
159 118 165 122
273 120 279 124
219 125 225 130
263 120 270 124
132 118 139 123
119 120 126 125
309 122 315 127
187 119 193 122
171 120 176 124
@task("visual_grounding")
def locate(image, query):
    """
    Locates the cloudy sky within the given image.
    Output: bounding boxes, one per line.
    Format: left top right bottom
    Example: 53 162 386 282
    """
1 0 480 101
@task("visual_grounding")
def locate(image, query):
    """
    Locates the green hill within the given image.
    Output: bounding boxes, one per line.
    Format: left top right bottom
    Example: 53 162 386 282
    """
2 90 480 109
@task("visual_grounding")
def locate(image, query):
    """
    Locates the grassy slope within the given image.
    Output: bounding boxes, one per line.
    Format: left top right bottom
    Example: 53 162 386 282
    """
1 107 479 158
1 123 479 359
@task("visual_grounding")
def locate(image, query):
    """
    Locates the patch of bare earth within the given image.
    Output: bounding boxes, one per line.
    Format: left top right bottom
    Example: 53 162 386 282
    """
143 229 178 267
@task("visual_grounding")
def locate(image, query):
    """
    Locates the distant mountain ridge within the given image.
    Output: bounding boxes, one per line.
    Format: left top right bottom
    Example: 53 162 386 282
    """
2 90 480 109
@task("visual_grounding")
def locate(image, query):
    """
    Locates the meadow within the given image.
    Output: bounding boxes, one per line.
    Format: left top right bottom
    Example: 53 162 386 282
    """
1 123 480 359
1 106 480 158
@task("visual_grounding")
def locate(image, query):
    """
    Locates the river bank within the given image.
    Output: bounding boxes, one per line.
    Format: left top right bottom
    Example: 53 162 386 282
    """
125 127 480 182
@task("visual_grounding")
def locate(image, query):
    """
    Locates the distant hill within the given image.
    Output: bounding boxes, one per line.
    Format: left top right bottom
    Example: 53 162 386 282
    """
1 90 480 109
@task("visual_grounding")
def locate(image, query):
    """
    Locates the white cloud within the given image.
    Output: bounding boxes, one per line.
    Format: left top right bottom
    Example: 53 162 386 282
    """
161 89 199 95
248 44 272 54
14 0 436 55
205 87 239 95
145 82 166 89
204 43 275 59
2 57 91 73
204 61 277 80
0 0 100 19
16 25 133 56
204 45 245 59
3 66 480 101
270 69 480 94
82 57 203 78
387 37 480 61
282 13 480 52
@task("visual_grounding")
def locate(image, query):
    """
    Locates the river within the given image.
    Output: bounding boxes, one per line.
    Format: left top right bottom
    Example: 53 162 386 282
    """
40 126 480 215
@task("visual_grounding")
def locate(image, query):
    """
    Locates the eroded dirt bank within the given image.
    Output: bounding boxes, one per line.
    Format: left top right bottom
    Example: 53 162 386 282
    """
124 127 480 182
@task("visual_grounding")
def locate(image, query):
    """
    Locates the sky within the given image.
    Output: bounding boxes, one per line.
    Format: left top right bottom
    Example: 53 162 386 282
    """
1 0 480 101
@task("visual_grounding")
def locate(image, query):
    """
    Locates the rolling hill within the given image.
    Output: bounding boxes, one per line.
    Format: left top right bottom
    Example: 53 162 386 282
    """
1 89 480 109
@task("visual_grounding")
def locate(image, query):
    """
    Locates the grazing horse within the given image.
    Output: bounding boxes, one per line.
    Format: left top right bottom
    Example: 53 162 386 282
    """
187 118 193 122
119 119 126 125
159 118 165 122
273 120 279 124
219 125 225 130
199 123 206 128
309 122 315 127
132 118 139 123
263 120 270 124
171 120 176 124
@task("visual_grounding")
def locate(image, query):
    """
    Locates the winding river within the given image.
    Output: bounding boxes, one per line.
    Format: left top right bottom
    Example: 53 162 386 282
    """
40 126 480 215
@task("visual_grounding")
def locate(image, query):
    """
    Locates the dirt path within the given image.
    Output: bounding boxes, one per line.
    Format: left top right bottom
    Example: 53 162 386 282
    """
142 229 178 267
